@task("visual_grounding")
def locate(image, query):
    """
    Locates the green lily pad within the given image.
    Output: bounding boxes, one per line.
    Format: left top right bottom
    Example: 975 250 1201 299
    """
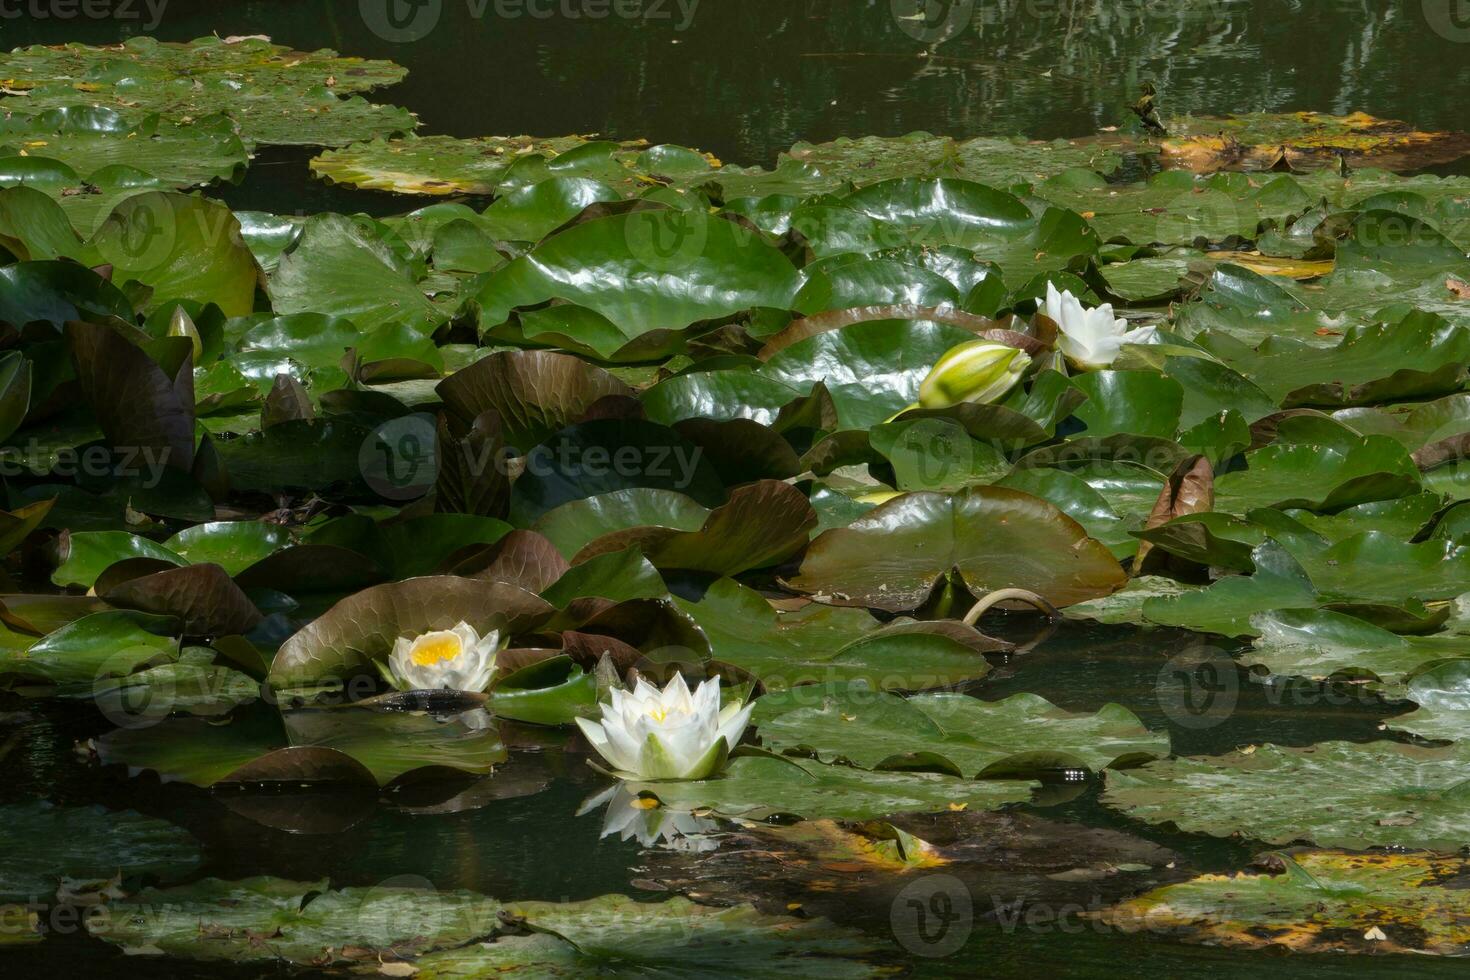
1096 850 1470 956
0 609 177 688
92 656 261 720
1212 429 1420 514
269 213 449 334
1037 169 1315 246
3 36 415 147
777 131 1122 193
752 685 1169 777
759 317 978 430
1142 540 1317 637
1390 658 1470 742
416 893 886 978
633 754 1031 822
267 576 553 691
310 134 642 195
533 481 814 575
1196 311 1470 407
281 707 507 785
91 192 259 317
791 178 1097 287
88 876 501 964
1102 740 1470 851
1241 607 1457 685
474 209 800 361
0 105 247 202
787 486 1127 613
675 578 1000 692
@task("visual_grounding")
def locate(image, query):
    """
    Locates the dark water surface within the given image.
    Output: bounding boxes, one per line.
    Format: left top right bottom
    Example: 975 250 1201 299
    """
4 2 1470 976
8 0 1470 206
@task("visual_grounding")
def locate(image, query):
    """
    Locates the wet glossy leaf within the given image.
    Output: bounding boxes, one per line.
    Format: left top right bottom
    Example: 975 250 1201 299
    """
1103 740 1470 851
417 893 885 978
753 685 1168 777
675 578 1001 692
268 577 553 690
788 486 1126 613
634 754 1030 822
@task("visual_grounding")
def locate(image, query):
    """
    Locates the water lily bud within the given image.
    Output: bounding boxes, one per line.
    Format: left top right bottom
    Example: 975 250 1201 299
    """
168 306 204 362
918 340 1031 409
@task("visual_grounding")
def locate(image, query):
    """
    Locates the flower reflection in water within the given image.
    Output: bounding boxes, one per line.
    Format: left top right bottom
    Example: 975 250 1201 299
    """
579 784 720 853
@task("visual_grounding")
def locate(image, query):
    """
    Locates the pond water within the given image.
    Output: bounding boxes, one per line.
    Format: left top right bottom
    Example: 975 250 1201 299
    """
9 0 1470 208
6 1 1470 976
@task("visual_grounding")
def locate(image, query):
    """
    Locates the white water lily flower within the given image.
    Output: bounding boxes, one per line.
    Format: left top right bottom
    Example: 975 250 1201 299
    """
917 340 1031 409
580 785 719 853
576 673 753 781
1045 282 1159 370
382 621 502 693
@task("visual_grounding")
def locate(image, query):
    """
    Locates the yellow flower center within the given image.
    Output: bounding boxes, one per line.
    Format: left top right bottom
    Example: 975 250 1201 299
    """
410 633 464 667
647 706 668 722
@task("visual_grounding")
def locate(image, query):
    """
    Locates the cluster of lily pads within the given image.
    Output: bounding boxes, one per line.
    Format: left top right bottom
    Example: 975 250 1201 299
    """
5 34 1470 965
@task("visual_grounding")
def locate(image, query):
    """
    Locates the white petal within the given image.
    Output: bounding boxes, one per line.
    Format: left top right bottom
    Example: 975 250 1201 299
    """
577 716 634 773
601 714 645 774
664 673 694 714
692 677 721 717
716 701 755 752
1045 282 1065 324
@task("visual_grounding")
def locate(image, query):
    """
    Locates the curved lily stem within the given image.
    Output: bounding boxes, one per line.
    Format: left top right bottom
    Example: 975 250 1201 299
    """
962 588 1061 627
880 401 921 424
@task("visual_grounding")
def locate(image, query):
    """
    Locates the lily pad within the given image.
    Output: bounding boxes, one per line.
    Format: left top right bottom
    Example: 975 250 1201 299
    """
311 134 643 195
1159 111 1470 172
88 876 502 964
269 213 449 334
1096 850 1470 956
787 486 1127 613
1102 740 1470 851
752 685 1169 778
2 36 415 147
416 893 885 978
632 754 1031 822
675 579 1001 692
536 481 814 575
267 577 553 691
473 209 800 361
